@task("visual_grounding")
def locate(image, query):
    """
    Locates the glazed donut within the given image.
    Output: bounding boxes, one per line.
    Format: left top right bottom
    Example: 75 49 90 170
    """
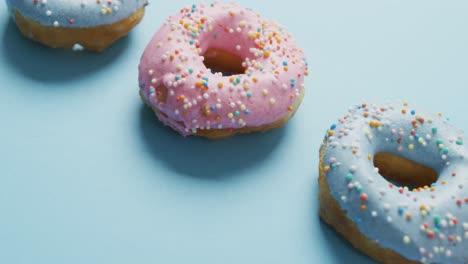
138 2 308 139
6 0 148 52
319 102 467 264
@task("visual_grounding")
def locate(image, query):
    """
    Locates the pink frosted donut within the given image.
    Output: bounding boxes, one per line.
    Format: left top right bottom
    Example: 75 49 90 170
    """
138 2 308 139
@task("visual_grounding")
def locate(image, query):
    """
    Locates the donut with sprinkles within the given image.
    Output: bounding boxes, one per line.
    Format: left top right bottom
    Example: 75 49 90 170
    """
319 102 467 263
6 0 148 51
138 2 308 139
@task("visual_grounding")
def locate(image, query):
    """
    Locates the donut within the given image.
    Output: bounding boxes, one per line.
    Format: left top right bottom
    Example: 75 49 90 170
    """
319 102 467 263
6 0 148 52
138 2 308 139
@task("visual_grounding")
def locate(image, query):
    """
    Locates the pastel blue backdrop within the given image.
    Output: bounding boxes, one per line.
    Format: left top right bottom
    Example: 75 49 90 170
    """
1 1 467 263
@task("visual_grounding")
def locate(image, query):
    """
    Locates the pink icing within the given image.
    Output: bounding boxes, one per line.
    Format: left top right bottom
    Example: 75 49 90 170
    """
138 2 308 136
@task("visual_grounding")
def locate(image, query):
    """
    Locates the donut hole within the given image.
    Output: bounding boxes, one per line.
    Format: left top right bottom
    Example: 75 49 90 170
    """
373 152 438 189
202 48 245 76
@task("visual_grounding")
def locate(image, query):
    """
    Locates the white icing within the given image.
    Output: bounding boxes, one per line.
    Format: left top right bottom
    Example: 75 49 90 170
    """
322 102 467 263
6 0 147 28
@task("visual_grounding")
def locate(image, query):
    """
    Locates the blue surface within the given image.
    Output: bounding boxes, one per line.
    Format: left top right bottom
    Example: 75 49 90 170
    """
1 1 468 263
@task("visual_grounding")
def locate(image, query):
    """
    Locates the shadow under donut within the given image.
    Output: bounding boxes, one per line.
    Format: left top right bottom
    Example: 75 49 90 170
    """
138 105 288 180
2 19 130 83
318 220 378 264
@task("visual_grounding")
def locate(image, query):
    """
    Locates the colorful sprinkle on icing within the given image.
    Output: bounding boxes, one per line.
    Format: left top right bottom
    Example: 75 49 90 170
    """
138 2 308 136
322 102 467 263
7 0 147 27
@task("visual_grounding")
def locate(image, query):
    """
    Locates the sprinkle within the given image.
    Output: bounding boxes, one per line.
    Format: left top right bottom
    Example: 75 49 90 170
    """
360 193 368 202
403 236 411 244
398 207 404 215
427 231 435 239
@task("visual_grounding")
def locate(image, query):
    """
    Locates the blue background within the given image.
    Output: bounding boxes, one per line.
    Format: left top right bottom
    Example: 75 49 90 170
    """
1 1 467 263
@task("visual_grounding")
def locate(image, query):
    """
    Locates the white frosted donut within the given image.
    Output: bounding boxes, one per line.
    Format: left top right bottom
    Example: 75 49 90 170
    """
320 101 467 264
7 0 148 51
